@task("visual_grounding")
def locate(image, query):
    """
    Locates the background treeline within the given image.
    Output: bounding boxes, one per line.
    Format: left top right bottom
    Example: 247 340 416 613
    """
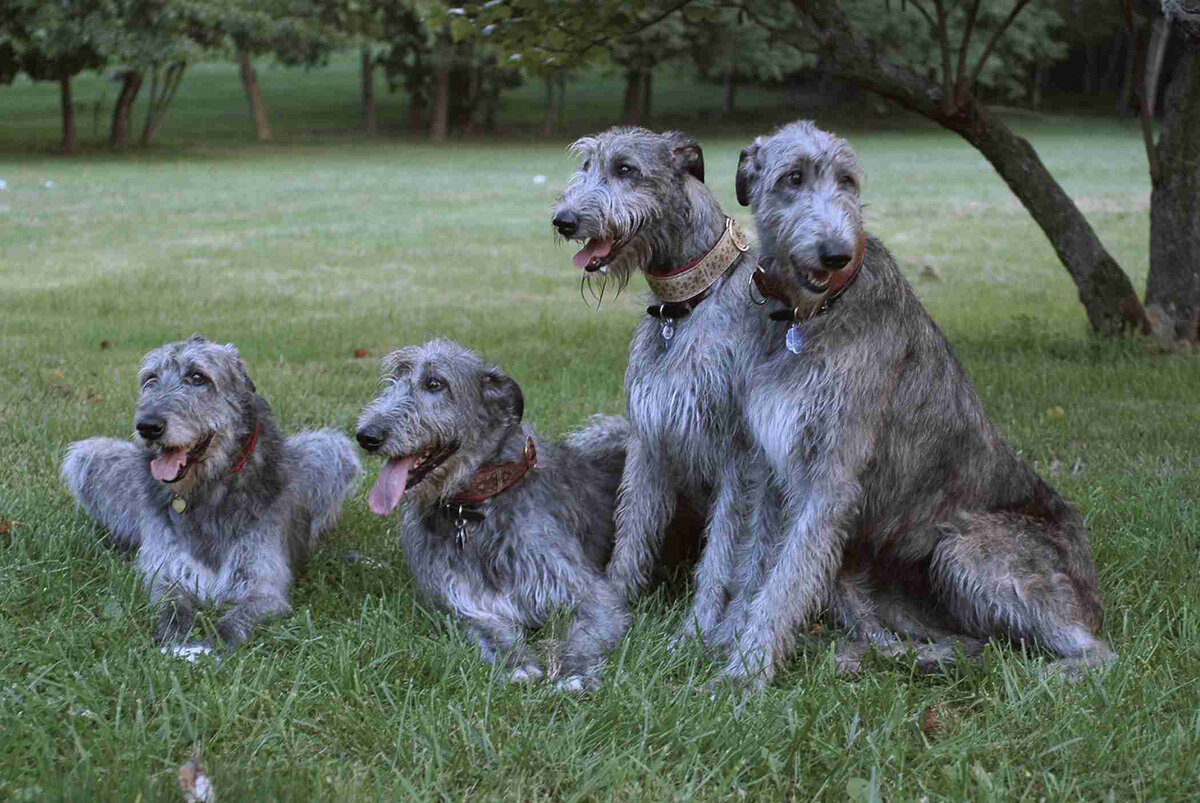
0 0 1175 150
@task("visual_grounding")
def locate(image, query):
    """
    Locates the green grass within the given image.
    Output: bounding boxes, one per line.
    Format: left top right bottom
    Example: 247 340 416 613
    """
2 57 1199 801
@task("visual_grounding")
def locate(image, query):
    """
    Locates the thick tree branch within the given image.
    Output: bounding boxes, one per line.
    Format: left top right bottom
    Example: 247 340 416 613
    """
1124 0 1162 183
790 0 1149 334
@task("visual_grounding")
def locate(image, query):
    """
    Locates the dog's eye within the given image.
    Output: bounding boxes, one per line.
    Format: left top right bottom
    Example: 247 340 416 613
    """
141 375 158 389
786 170 804 187
839 174 858 191
616 164 636 177
582 159 591 171
424 376 445 392
184 372 209 386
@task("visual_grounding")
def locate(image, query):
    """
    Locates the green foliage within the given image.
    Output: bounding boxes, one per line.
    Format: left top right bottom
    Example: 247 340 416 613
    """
688 6 810 83
836 0 1070 98
0 0 110 83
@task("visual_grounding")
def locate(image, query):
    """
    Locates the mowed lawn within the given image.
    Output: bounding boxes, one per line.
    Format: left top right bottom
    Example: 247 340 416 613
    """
1 60 1199 800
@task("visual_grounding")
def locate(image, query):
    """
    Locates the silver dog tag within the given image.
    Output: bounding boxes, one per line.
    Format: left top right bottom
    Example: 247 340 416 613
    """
786 324 804 355
661 319 675 341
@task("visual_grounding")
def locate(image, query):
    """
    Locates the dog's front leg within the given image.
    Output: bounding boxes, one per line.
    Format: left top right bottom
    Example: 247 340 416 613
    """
674 456 745 648
463 617 542 684
214 593 293 648
607 435 676 602
721 481 855 689
557 570 627 691
152 591 196 645
714 459 780 651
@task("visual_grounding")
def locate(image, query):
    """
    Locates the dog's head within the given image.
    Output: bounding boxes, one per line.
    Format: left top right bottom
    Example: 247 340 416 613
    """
135 335 258 490
356 339 524 515
737 121 865 314
551 126 708 289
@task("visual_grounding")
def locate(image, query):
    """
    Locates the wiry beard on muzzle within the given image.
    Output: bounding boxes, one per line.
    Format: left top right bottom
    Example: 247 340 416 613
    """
555 178 662 305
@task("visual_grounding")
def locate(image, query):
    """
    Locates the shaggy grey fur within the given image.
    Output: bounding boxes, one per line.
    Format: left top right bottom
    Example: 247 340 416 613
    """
725 120 1115 686
551 127 770 664
61 335 360 651
356 339 628 688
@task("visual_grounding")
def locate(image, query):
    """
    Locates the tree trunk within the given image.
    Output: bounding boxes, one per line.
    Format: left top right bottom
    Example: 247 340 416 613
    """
408 50 425 136
941 103 1148 333
60 75 75 155
1145 16 1171 118
1145 49 1200 343
429 30 451 142
723 69 736 115
237 47 271 141
361 45 377 136
110 70 143 149
621 68 644 125
793 0 1149 335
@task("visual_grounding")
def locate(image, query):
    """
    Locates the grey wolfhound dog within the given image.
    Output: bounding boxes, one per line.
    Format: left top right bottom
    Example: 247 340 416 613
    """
355 339 628 688
61 335 360 656
722 120 1114 686
551 127 769 668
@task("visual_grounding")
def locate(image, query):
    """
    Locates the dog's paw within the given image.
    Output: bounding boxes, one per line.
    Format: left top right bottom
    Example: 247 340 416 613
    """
554 674 600 693
161 643 216 664
507 664 545 684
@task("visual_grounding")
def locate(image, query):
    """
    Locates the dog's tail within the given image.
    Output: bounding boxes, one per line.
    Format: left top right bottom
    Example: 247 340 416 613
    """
286 430 362 549
564 415 629 465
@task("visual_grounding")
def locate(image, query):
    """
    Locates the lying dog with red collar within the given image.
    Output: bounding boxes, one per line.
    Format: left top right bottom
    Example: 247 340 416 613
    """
61 335 360 658
356 339 628 689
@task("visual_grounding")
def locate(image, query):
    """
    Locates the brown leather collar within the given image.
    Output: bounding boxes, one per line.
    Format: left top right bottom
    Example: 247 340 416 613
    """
229 423 259 474
447 437 537 506
752 232 866 323
645 217 750 318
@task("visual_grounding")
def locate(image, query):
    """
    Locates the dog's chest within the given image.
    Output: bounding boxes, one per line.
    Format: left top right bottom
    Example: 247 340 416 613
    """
147 508 253 602
626 314 743 459
747 354 836 475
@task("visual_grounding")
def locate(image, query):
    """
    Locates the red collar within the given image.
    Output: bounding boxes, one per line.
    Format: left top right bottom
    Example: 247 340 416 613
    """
230 424 259 474
447 437 537 505
753 232 866 322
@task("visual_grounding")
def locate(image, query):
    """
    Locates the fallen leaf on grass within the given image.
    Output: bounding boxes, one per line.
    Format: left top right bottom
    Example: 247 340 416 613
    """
919 705 942 737
353 348 368 359
178 750 216 803
99 340 110 350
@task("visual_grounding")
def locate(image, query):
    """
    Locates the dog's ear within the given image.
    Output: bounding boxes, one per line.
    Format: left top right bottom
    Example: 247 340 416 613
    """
223 343 256 394
668 133 704 183
482 371 524 425
735 144 759 207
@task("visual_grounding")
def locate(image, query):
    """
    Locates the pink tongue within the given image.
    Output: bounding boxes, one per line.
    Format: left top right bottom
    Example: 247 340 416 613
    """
368 456 417 516
150 447 189 482
572 237 613 269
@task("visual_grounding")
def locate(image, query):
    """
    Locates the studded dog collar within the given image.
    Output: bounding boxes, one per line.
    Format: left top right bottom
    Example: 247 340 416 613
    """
439 437 538 549
645 217 750 323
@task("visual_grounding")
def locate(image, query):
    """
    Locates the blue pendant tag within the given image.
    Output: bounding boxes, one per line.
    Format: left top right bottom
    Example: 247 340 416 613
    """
786 324 804 354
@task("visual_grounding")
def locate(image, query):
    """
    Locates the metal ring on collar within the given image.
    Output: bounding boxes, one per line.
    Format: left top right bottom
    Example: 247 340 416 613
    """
748 265 767 306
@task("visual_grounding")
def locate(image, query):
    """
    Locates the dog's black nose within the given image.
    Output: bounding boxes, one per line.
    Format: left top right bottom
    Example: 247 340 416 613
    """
356 427 386 452
136 416 165 441
552 211 578 237
818 243 852 270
